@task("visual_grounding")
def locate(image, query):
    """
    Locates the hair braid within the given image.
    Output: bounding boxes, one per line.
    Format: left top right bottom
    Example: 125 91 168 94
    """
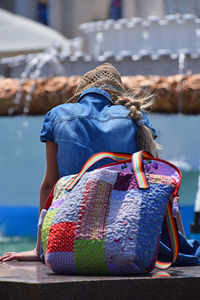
114 91 160 157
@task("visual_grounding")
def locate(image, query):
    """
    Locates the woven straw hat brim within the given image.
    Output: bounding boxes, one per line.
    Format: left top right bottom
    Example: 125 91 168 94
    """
66 63 125 103
68 85 124 103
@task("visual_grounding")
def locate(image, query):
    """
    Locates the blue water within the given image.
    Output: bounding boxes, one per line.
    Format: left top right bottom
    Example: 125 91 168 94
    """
0 236 36 256
0 206 38 237
0 115 200 254
0 116 45 208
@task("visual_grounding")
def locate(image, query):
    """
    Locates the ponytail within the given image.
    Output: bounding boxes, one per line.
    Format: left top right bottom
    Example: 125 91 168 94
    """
137 124 159 157
113 90 160 157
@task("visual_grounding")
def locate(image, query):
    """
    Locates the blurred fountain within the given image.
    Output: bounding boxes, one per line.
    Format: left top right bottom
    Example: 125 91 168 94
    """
177 52 186 113
94 32 104 61
10 47 65 115
178 53 186 74
141 27 150 56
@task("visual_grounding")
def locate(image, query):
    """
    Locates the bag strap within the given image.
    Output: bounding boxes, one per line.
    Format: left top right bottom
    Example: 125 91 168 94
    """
44 182 57 210
155 202 179 269
132 150 152 188
66 152 132 191
132 151 179 269
65 150 153 191
133 152 179 269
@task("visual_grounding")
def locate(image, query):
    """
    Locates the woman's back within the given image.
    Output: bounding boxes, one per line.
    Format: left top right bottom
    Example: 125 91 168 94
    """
40 87 156 177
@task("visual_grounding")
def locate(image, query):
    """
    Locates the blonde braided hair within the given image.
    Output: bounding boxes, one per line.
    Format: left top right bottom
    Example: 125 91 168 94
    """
113 89 160 157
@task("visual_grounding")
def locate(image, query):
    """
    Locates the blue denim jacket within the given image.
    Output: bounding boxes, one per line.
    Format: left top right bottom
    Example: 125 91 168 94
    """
40 88 157 177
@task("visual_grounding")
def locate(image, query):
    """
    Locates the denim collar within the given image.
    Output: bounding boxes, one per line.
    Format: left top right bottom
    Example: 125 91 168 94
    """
78 88 114 104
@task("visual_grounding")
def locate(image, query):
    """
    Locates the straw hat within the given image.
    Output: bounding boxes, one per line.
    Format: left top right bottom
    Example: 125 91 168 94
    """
67 63 125 102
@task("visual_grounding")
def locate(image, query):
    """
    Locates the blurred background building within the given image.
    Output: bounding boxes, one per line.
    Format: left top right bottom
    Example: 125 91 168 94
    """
0 0 200 77
1 0 200 38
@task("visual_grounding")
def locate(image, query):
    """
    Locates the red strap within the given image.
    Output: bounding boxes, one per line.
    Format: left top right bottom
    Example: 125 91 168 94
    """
44 183 57 210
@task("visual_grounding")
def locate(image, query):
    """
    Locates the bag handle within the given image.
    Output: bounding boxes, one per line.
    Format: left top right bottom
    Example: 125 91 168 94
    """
66 152 131 190
131 150 152 188
65 150 152 191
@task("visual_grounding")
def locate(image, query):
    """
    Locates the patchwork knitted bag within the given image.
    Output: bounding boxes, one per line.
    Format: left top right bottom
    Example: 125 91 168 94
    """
40 150 181 275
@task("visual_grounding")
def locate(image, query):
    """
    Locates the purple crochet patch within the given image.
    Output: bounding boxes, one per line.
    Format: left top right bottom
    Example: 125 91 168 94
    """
106 258 142 275
46 252 76 274
114 173 138 191
49 198 65 211
106 190 125 223
145 234 161 273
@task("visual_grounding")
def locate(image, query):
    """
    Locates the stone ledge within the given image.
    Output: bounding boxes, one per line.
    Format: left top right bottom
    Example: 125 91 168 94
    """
0 262 200 300
0 73 200 115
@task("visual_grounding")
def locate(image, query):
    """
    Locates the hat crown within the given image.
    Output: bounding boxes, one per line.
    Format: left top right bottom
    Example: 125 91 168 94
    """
69 63 125 102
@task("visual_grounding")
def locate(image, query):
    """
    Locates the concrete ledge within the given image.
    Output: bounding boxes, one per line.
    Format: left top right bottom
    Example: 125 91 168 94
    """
0 262 200 300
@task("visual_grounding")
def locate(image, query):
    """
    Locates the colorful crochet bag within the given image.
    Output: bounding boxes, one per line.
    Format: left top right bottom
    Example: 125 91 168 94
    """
40 150 181 275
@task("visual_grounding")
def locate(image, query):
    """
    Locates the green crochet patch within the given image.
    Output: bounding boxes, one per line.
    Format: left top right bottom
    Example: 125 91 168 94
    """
74 239 109 275
41 209 58 252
